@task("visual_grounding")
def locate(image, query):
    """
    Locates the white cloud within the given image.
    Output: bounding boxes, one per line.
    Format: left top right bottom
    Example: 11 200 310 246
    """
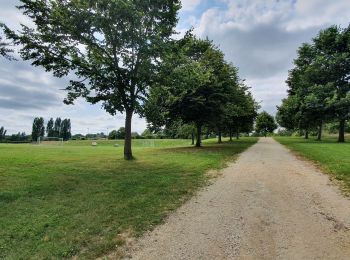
188 0 350 115
0 0 147 135
181 0 202 11
2 0 350 134
286 0 350 31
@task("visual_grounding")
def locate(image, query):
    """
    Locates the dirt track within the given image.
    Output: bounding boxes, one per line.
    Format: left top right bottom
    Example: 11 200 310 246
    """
129 138 350 259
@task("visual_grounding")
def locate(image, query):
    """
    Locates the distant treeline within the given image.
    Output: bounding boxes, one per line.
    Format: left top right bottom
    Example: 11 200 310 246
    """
32 117 72 141
0 117 72 143
0 126 30 143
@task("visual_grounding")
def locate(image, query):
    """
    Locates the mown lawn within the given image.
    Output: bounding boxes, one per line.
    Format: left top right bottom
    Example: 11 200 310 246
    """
0 138 257 259
275 136 350 192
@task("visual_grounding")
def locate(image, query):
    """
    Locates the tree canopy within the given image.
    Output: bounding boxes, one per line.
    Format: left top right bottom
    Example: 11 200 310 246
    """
4 0 181 159
255 112 277 137
144 32 257 146
109 127 126 140
277 25 350 142
3 1 261 153
32 117 45 142
0 24 14 60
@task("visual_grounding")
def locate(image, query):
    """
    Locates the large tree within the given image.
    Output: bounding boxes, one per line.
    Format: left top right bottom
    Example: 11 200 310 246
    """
4 0 181 159
313 26 350 142
279 26 350 142
255 111 277 137
147 33 234 147
276 95 299 131
224 85 259 141
285 43 319 139
116 127 126 140
61 119 72 141
54 117 62 138
46 118 55 137
32 117 45 142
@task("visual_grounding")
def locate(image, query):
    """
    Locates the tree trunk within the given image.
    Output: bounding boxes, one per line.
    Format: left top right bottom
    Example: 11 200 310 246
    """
305 130 309 139
218 129 222 143
196 124 202 147
317 121 323 141
124 110 133 160
191 130 195 145
338 119 345 143
229 129 233 142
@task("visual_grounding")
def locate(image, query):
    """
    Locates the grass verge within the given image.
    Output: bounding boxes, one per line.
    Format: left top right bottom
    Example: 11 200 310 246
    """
274 136 350 194
0 138 257 259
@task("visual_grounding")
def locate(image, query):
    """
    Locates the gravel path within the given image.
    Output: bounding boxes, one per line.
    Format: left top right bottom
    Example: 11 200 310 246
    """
129 138 350 259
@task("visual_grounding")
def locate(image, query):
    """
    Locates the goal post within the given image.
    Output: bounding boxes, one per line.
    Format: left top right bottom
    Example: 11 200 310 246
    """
37 137 64 145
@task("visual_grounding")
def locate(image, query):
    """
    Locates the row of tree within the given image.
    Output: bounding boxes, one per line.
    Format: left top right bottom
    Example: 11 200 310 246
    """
1 0 183 159
1 0 259 159
277 25 350 142
32 117 72 141
144 32 259 147
0 126 30 143
46 118 72 140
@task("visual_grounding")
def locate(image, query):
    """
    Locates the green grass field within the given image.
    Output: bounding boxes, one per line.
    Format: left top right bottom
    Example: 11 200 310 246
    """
0 138 257 259
275 136 350 192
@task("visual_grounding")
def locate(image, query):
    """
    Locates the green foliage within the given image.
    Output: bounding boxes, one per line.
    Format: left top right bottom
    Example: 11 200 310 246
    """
0 24 14 60
108 127 126 140
276 95 299 130
4 0 181 159
223 85 259 139
277 25 350 142
324 121 350 134
32 117 45 142
255 111 277 137
141 129 154 139
0 127 30 143
0 126 7 140
172 122 195 139
108 130 118 139
54 118 62 138
7 132 28 142
145 32 252 146
60 119 71 141
46 117 72 140
0 138 257 259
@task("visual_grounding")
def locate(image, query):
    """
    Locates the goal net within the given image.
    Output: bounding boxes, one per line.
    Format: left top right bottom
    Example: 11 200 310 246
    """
37 137 64 145
140 139 155 147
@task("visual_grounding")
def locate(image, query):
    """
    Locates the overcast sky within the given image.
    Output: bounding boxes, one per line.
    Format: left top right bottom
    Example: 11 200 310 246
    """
1 0 350 135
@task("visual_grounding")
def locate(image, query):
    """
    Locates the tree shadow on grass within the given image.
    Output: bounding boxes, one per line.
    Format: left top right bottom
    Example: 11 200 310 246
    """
161 141 255 154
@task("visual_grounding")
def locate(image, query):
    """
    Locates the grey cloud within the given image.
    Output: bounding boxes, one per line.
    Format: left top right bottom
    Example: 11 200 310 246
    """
0 59 66 111
199 22 320 79
0 96 58 110
0 0 147 134
0 0 32 30
196 22 320 115
190 1 349 116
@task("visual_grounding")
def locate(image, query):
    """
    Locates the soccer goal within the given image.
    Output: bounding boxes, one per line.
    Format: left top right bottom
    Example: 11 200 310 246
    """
37 137 64 145
140 139 155 147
